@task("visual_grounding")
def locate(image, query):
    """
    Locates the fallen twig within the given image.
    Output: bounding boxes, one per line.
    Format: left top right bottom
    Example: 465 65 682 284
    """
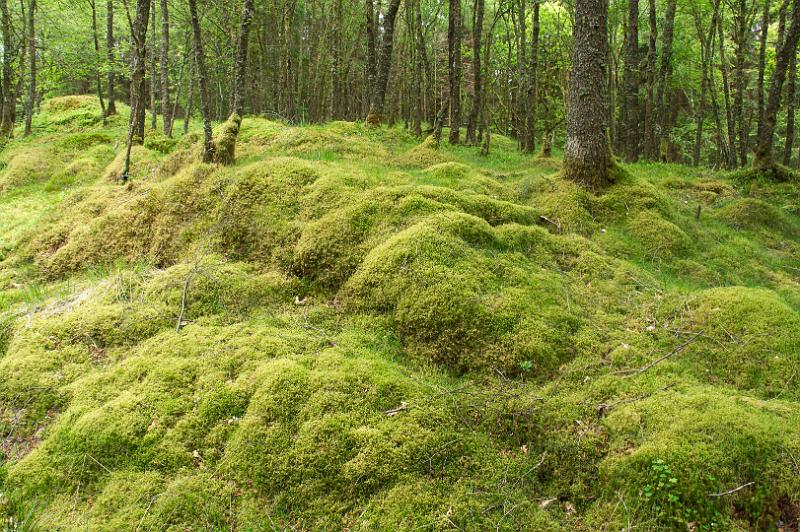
624 330 705 377
708 481 754 498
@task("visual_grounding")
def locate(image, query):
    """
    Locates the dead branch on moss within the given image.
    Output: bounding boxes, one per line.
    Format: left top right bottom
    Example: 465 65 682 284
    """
708 482 754 497
622 330 705 377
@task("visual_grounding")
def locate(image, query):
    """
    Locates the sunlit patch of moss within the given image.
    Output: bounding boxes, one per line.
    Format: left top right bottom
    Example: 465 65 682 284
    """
0 148 57 192
394 136 453 168
102 145 160 182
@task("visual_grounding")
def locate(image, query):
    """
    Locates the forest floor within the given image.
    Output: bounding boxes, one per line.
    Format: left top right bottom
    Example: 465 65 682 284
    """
1 96 800 530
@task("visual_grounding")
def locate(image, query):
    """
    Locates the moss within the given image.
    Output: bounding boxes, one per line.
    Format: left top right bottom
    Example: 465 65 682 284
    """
714 197 797 236
532 177 597 234
622 210 692 260
4 97 800 530
599 384 800 529
394 136 453 168
211 113 241 165
143 131 179 154
0 148 57 192
102 145 160 182
665 287 800 398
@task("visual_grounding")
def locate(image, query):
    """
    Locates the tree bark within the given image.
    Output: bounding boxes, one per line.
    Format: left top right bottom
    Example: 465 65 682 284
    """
23 0 35 136
784 44 797 166
412 0 425 136
184 54 194 135
754 0 800 167
0 0 16 138
564 0 613 191
465 0 484 145
448 0 462 143
159 0 171 135
622 0 640 162
89 0 107 123
524 0 540 153
755 0 770 139
366 0 402 126
655 0 676 160
233 0 254 117
642 0 657 159
149 0 158 130
120 0 151 182
188 0 215 162
106 0 116 115
718 11 737 168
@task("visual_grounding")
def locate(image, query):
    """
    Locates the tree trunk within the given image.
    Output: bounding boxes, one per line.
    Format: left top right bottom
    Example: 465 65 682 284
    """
120 0 151 182
412 0 424 136
448 0 462 144
366 0 402 126
188 0 215 163
23 0 35 136
655 0 676 161
784 45 797 165
89 0 107 123
184 54 194 135
233 0 254 117
642 0 657 159
754 0 800 167
622 0 640 162
733 0 750 166
524 0 540 153
465 0 484 145
159 0 171 135
564 0 613 191
106 0 116 115
0 0 16 138
149 0 157 130
756 0 770 139
718 11 737 168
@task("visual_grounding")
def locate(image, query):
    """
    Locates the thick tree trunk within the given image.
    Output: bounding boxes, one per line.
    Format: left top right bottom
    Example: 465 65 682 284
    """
622 0 640 162
524 0 540 153
366 0 402 126
655 0 676 160
642 0 657 159
23 0 35 136
448 0 462 144
159 0 171 136
120 0 151 182
188 0 214 162
564 0 613 191
465 0 484 145
106 0 116 115
754 0 800 167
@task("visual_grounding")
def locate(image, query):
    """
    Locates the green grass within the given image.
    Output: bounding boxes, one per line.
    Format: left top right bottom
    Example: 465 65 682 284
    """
1 95 799 530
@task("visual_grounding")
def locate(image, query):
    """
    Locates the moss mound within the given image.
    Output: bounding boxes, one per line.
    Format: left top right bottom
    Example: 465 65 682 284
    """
0 148 57 192
714 197 797 236
394 136 453 168
623 210 692 260
666 287 800 397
